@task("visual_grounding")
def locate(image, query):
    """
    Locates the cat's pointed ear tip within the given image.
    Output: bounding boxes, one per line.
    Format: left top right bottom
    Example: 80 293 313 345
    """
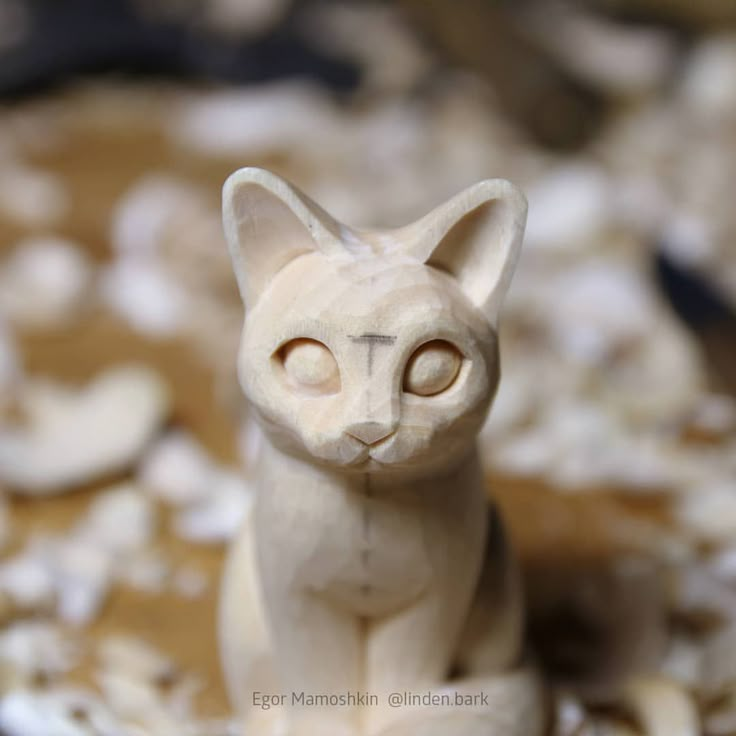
223 166 278 197
472 178 528 209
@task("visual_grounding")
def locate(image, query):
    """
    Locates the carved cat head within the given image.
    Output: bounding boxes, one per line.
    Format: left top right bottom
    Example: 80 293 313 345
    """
223 168 526 475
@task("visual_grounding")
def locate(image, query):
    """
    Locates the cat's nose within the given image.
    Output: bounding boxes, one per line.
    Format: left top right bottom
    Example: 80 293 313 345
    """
346 420 395 446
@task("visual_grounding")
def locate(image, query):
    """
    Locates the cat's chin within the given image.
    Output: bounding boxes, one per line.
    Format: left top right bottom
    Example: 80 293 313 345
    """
276 434 442 474
341 452 426 475
317 438 433 475
326 450 402 474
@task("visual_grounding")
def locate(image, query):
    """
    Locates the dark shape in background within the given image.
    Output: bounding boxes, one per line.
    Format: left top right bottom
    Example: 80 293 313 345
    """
656 250 736 396
0 0 359 99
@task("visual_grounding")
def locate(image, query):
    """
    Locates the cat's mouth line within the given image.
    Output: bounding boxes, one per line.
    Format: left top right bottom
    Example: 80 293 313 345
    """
352 454 383 466
348 452 388 469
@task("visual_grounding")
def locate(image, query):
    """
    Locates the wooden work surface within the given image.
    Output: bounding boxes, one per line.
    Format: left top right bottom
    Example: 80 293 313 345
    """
1 86 676 718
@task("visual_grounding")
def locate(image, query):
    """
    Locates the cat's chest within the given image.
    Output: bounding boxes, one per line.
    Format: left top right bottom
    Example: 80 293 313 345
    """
259 471 436 617
314 476 433 615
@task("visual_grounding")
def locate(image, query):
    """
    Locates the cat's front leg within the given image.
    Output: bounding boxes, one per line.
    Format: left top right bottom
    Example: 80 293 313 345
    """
362 575 481 735
266 590 363 736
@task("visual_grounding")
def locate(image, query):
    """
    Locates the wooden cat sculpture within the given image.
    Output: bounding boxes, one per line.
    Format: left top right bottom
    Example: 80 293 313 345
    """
219 167 547 736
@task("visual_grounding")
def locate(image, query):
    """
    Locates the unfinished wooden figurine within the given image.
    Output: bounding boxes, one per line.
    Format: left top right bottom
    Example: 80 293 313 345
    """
220 167 546 736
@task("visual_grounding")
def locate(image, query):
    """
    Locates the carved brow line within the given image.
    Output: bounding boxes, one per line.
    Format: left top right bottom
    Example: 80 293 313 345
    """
348 333 397 345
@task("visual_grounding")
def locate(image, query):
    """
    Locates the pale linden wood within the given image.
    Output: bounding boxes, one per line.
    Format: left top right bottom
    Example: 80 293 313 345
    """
219 167 546 736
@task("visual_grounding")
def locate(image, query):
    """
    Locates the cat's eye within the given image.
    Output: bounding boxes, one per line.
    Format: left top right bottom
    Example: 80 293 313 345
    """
403 340 462 397
278 338 340 395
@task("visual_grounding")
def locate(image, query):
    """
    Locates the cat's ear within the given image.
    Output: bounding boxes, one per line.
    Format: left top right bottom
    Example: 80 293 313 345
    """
223 167 347 309
397 180 527 326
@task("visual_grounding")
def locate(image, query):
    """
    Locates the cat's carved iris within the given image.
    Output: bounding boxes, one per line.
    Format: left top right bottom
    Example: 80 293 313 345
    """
403 340 462 396
279 338 340 395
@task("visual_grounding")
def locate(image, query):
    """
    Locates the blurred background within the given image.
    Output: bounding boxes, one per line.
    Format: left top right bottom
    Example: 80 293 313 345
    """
0 1 734 734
